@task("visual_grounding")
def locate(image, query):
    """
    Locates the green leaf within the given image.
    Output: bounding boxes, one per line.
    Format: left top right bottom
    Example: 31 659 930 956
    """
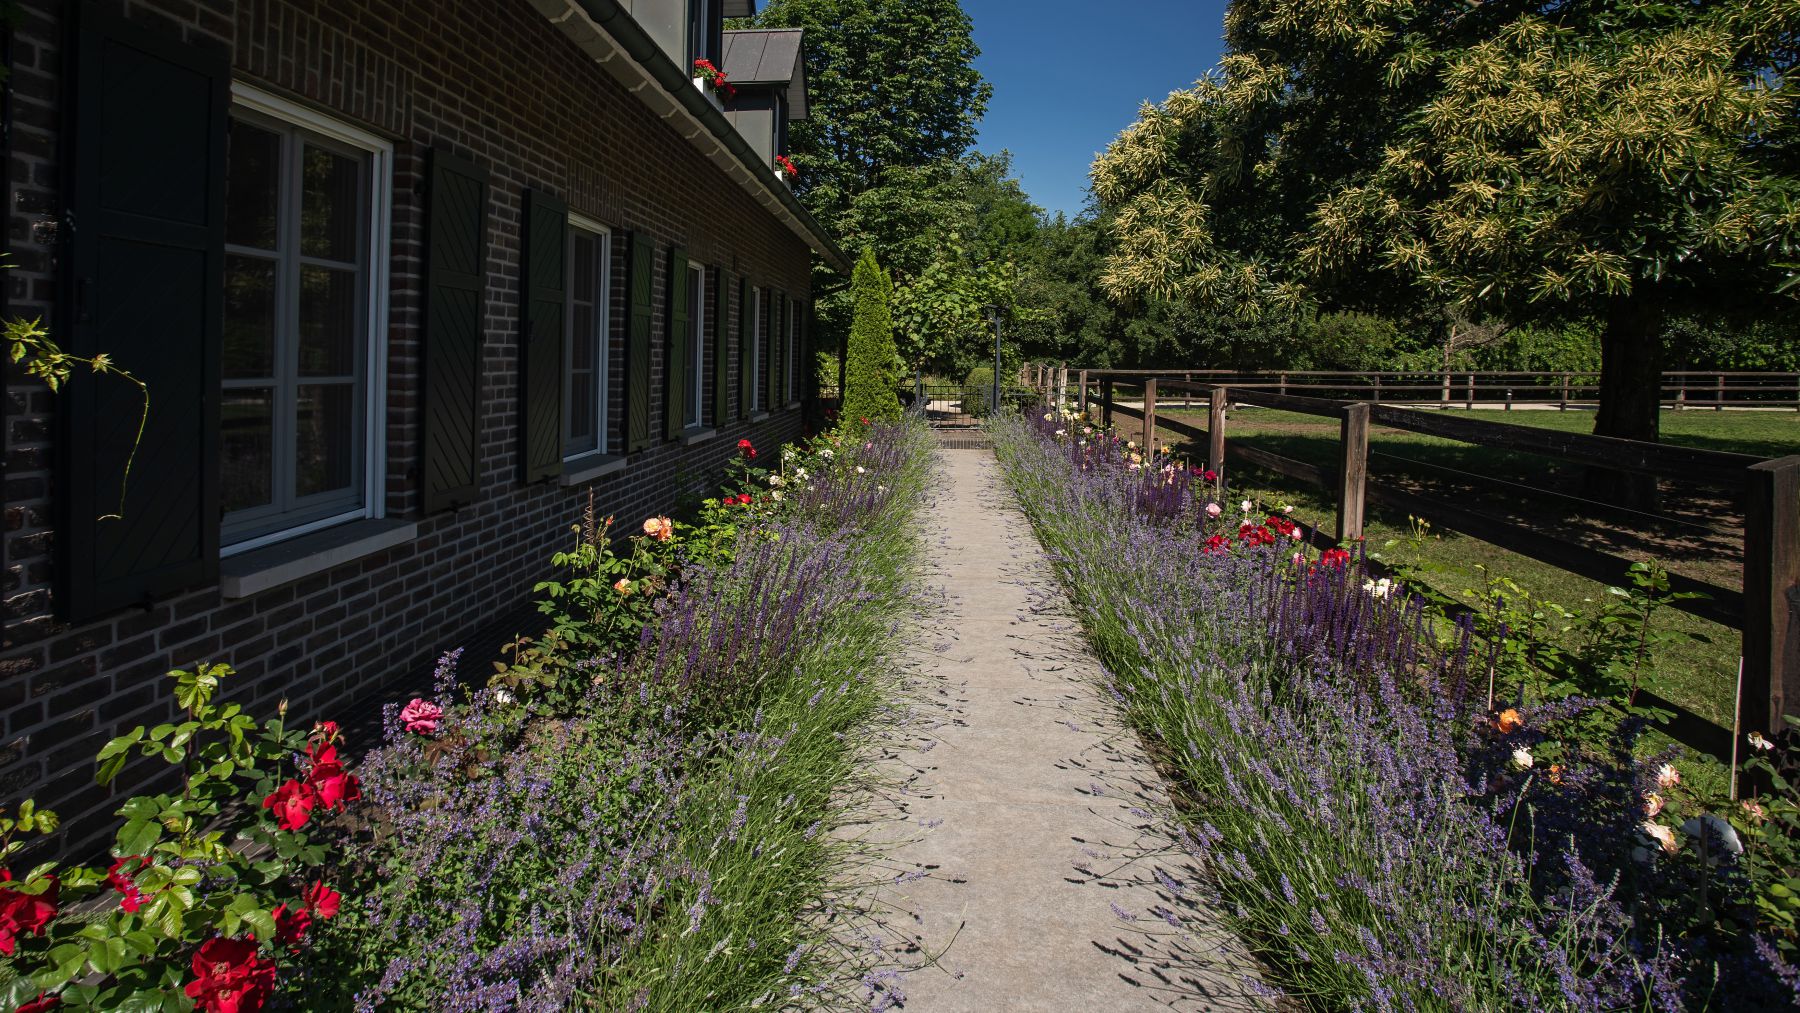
115 819 161 856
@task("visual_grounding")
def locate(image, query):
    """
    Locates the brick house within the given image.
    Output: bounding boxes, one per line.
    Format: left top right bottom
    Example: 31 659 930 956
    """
0 0 846 854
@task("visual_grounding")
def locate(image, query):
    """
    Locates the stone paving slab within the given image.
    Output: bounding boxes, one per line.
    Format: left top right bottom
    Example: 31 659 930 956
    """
864 448 1268 1011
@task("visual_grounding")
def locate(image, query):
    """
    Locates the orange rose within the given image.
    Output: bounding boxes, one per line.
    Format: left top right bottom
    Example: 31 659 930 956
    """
1494 708 1523 734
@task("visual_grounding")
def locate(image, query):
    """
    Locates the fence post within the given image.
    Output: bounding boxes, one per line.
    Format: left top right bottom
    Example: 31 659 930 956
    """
1057 365 1068 411
1794 372 1799 413
1102 379 1114 430
1279 372 1288 397
1560 373 1570 411
1337 403 1370 544
1441 370 1450 410
1465 373 1475 410
1743 457 1800 765
1208 386 1228 493
1142 378 1158 453
1184 372 1193 409
1677 376 1688 412
1077 369 1088 416
1372 374 1382 406
1716 373 1726 412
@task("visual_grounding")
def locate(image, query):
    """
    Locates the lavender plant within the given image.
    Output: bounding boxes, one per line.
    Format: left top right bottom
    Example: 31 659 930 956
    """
299 417 935 1011
989 410 1797 1011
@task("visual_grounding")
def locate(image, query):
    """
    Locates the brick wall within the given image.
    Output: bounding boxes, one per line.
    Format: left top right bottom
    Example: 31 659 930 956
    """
1 0 819 854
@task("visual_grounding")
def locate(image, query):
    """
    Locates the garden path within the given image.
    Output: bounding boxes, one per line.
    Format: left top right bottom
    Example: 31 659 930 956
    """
866 448 1267 1011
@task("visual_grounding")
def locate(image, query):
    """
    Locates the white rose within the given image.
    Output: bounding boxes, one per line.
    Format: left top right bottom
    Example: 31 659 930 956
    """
1241 500 1254 513
1511 747 1534 770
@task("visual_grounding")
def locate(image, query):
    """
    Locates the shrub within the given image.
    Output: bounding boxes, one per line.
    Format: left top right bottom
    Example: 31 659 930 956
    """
0 665 354 1011
840 248 902 424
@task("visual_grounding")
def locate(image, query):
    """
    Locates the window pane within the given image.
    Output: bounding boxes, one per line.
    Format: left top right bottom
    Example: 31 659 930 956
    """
225 120 281 250
222 389 274 512
224 255 276 379
298 265 358 376
300 144 361 262
296 384 356 498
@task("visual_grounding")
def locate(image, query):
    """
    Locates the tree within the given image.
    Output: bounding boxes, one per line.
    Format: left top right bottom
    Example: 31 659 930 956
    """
1093 1 1800 486
841 248 903 423
747 0 993 352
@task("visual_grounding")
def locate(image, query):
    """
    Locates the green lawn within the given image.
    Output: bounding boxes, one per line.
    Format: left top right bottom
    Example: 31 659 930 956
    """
1142 406 1798 732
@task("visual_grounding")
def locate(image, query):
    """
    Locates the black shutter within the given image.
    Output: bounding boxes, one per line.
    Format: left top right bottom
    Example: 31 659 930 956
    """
519 189 566 483
737 278 754 419
767 292 784 410
59 10 226 621
625 233 654 452
664 248 691 441
797 300 811 403
713 269 731 424
422 149 488 513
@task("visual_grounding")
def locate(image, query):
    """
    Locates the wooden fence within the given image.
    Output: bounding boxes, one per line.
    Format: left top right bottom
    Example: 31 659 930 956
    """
1018 365 1800 411
1023 365 1800 782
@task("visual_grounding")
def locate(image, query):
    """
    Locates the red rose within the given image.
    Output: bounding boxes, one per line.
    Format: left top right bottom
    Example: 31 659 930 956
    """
184 937 275 1013
1320 548 1351 568
106 856 152 913
303 880 341 920
737 438 756 458
15 993 58 1012
271 903 310 951
304 743 360 811
1203 469 1217 482
0 876 57 955
262 779 318 832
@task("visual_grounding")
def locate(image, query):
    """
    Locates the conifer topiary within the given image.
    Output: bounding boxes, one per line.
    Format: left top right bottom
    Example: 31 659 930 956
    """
840 248 903 424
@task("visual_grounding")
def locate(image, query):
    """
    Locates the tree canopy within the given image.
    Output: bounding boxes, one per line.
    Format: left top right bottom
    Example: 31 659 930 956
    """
1092 0 1800 449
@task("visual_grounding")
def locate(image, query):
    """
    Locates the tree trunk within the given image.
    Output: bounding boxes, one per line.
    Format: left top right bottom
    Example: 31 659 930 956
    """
1586 295 1666 510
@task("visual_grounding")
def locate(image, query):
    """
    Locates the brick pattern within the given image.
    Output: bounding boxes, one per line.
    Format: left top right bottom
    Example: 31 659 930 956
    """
1 0 818 855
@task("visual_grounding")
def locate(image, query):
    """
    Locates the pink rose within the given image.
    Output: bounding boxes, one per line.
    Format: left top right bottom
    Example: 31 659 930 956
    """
399 698 443 736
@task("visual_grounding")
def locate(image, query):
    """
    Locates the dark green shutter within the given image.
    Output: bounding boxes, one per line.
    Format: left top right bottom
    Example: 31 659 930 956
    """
664 248 691 440
767 292 784 410
519 189 566 483
59 9 227 621
737 278 754 418
625 233 655 452
422 149 488 513
713 269 731 424
797 300 811 403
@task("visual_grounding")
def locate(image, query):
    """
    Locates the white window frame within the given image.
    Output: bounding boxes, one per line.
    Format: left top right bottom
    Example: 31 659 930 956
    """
748 285 762 413
687 262 707 429
564 214 613 460
222 83 392 558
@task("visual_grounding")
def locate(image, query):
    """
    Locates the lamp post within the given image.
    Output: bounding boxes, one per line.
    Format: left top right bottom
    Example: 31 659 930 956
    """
985 304 1002 416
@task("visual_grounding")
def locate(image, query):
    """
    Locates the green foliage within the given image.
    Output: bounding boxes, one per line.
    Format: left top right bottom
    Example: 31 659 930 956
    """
8 315 148 519
0 665 350 1010
841 248 903 422
1092 0 1800 438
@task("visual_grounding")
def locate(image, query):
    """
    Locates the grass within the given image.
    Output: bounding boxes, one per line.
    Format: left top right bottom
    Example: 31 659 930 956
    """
1133 406 1799 732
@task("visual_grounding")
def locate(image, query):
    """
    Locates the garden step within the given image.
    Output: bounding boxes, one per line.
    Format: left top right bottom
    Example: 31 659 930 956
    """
866 449 1269 1010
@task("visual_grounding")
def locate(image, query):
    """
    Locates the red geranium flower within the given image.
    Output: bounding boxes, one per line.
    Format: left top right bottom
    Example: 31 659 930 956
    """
184 937 275 1013
1320 548 1351 568
15 993 58 1012
262 779 319 832
0 875 57 955
304 743 360 811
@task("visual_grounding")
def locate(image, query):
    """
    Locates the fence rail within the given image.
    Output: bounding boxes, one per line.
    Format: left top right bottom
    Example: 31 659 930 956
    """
1018 365 1800 411
1023 364 1800 785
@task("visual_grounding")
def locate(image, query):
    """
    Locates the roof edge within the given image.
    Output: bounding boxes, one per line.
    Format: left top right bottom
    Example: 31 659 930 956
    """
552 0 847 275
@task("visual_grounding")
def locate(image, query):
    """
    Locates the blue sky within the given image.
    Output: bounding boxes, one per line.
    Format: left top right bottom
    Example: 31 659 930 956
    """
963 0 1231 220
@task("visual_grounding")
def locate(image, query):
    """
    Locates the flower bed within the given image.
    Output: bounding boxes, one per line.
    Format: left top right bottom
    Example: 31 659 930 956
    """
989 410 1797 1010
0 417 934 1011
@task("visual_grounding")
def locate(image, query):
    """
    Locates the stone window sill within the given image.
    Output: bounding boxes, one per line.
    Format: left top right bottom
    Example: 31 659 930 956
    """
784 400 801 411
221 517 419 599
749 411 771 422
560 453 627 486
677 427 718 446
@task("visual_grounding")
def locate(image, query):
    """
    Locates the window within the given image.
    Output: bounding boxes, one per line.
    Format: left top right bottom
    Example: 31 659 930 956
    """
221 87 391 552
565 216 612 458
687 263 707 428
748 285 762 413
687 0 714 67
784 298 797 404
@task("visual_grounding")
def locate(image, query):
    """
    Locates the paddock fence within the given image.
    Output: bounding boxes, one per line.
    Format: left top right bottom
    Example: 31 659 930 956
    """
1021 365 1799 788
